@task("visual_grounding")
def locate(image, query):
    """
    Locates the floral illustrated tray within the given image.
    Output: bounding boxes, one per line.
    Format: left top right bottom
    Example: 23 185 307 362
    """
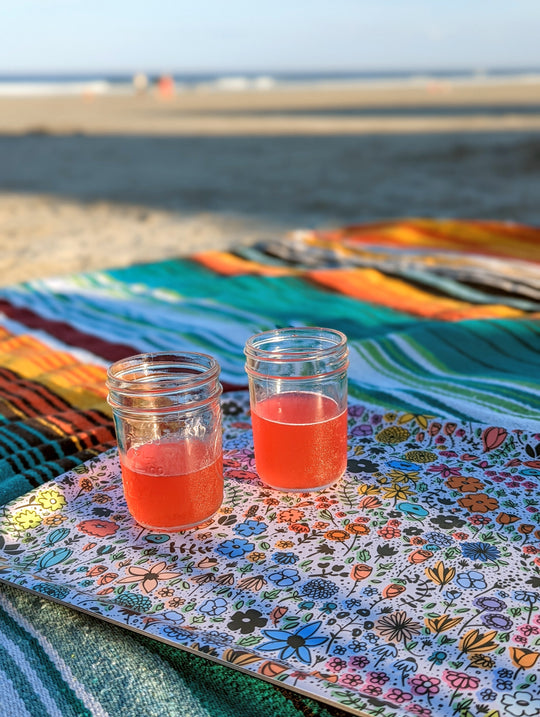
1 392 540 717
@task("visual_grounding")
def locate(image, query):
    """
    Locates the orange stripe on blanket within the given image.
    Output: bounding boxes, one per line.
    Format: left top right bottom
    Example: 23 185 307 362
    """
315 219 540 263
193 251 296 277
308 267 525 321
0 328 109 414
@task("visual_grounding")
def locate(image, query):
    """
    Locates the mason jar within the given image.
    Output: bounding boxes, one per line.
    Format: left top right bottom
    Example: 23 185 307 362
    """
244 327 348 491
107 352 223 530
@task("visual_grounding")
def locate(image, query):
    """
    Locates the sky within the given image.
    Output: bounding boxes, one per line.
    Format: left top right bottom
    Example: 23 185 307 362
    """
1 0 540 74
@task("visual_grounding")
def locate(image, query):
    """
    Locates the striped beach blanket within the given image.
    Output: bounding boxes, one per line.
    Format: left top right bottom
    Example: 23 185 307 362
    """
0 219 539 717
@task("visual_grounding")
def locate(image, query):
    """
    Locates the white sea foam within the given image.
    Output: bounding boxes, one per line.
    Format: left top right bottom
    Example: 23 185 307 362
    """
0 80 114 97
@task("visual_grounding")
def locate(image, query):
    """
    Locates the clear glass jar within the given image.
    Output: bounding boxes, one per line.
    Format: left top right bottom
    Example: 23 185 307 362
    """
107 352 223 530
244 327 348 491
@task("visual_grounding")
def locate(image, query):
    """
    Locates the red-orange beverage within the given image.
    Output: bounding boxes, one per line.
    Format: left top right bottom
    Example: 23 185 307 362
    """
251 391 347 491
120 439 223 530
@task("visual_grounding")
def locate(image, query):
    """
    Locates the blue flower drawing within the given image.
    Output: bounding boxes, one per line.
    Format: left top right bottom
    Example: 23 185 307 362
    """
259 621 328 664
216 538 255 558
460 542 501 562
455 570 487 590
200 598 228 616
268 568 300 587
234 520 268 537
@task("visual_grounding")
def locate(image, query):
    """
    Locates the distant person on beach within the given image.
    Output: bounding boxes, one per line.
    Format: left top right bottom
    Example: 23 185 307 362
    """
132 73 149 95
157 75 175 99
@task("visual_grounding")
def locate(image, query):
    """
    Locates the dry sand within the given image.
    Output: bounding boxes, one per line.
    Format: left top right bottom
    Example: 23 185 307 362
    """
1 79 540 285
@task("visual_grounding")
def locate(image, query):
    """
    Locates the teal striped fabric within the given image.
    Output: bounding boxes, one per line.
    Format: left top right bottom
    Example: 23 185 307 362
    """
0 583 342 717
1 255 539 427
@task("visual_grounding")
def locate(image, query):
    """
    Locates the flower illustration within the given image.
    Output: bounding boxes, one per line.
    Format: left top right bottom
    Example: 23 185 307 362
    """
301 579 339 600
514 591 540 605
37 547 72 570
117 561 182 593
33 583 70 599
442 670 480 690
382 485 414 502
509 647 540 671
408 674 440 696
501 691 540 717
325 529 349 542
387 469 421 484
268 568 300 588
481 613 513 631
234 520 268 537
469 654 495 669
430 514 466 530
289 523 309 533
277 509 305 523
458 629 498 656
378 526 401 539
425 561 455 588
246 551 266 563
382 584 406 599
272 551 299 565
404 450 437 463
397 502 428 519
116 593 152 613
36 489 66 511
341 673 363 687
216 538 255 558
346 523 370 535
460 542 501 562
455 570 486 590
482 426 507 453
425 615 462 634
497 512 520 525
259 621 328 664
351 423 372 437
12 509 42 530
376 426 410 444
92 493 112 504
457 493 499 513
368 671 390 685
327 656 347 672
237 575 267 591
445 475 485 492
227 609 267 634
374 611 422 644
77 519 119 537
200 598 228 616
157 587 174 598
473 595 507 612
385 688 413 704
275 540 294 549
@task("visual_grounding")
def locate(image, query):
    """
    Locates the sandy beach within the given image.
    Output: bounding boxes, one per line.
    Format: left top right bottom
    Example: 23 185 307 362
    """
1 78 540 285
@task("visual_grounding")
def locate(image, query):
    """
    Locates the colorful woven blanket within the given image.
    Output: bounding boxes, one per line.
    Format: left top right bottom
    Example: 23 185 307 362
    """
0 219 539 717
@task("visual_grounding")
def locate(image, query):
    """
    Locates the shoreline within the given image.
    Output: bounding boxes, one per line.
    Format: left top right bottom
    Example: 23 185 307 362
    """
1 80 540 136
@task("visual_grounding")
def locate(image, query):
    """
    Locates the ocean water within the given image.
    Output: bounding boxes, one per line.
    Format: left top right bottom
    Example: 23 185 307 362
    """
1 68 540 96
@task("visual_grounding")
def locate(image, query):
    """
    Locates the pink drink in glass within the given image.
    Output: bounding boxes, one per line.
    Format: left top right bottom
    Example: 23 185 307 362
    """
251 391 347 491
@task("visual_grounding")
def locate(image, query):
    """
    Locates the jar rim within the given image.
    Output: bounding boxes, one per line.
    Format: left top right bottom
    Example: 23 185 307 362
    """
106 351 220 395
244 327 347 364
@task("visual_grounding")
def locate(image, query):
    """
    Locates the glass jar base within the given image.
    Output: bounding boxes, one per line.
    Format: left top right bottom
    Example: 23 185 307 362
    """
262 475 343 493
134 507 220 532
